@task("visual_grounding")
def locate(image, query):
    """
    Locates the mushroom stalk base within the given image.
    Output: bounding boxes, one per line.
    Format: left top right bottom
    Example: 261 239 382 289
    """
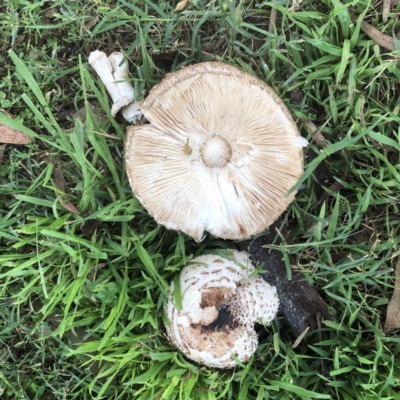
89 50 142 123
201 135 232 168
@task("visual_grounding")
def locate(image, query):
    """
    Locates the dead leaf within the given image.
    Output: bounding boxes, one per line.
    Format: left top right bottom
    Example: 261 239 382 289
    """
384 257 400 332
351 14 396 51
85 17 98 30
53 168 82 216
175 0 189 12
0 123 30 145
44 8 58 18
290 87 303 105
14 35 26 47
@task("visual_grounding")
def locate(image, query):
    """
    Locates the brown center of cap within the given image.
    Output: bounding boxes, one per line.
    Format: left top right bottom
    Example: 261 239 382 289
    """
201 135 232 168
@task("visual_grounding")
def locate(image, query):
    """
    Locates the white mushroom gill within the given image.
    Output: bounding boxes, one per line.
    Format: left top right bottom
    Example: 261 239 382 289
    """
89 50 142 123
164 250 279 369
126 62 305 241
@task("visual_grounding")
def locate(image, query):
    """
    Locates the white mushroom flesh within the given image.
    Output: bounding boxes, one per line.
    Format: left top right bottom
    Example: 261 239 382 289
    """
126 62 304 241
165 250 279 369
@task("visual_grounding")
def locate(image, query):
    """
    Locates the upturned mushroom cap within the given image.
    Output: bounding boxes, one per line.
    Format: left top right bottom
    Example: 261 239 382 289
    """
126 62 305 241
164 250 279 369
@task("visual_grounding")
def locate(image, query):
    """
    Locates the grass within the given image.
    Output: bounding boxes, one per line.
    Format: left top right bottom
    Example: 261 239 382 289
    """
1 0 400 398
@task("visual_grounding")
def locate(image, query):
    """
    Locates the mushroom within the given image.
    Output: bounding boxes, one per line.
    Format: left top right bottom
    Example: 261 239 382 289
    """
164 250 279 369
125 62 306 241
88 50 142 123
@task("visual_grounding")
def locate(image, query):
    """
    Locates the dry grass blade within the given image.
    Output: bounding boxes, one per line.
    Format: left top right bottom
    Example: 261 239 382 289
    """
292 326 310 348
384 257 400 332
53 168 82 216
0 123 30 144
382 0 391 23
268 8 278 33
289 0 305 12
352 14 396 51
304 120 329 148
0 143 6 164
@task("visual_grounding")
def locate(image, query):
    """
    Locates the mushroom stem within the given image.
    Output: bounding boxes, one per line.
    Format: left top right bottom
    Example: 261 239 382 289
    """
88 50 142 123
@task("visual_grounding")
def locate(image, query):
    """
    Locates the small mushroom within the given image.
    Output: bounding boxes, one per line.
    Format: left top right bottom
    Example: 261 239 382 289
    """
164 250 279 369
88 50 142 123
126 62 306 241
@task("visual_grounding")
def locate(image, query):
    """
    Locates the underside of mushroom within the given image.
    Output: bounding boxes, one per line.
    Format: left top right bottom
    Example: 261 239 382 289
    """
164 250 279 368
126 62 305 241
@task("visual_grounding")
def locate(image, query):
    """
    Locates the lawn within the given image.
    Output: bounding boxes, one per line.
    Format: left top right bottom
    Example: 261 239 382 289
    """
1 0 400 399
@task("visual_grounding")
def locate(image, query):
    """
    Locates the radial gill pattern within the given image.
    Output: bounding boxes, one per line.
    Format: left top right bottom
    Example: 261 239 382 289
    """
126 62 304 241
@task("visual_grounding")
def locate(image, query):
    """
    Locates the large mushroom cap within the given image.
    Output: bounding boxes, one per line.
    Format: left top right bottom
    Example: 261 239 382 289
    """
126 62 304 241
164 250 279 369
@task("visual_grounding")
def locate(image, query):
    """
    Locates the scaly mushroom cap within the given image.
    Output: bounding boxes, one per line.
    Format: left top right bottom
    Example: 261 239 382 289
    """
164 250 279 369
126 62 304 241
